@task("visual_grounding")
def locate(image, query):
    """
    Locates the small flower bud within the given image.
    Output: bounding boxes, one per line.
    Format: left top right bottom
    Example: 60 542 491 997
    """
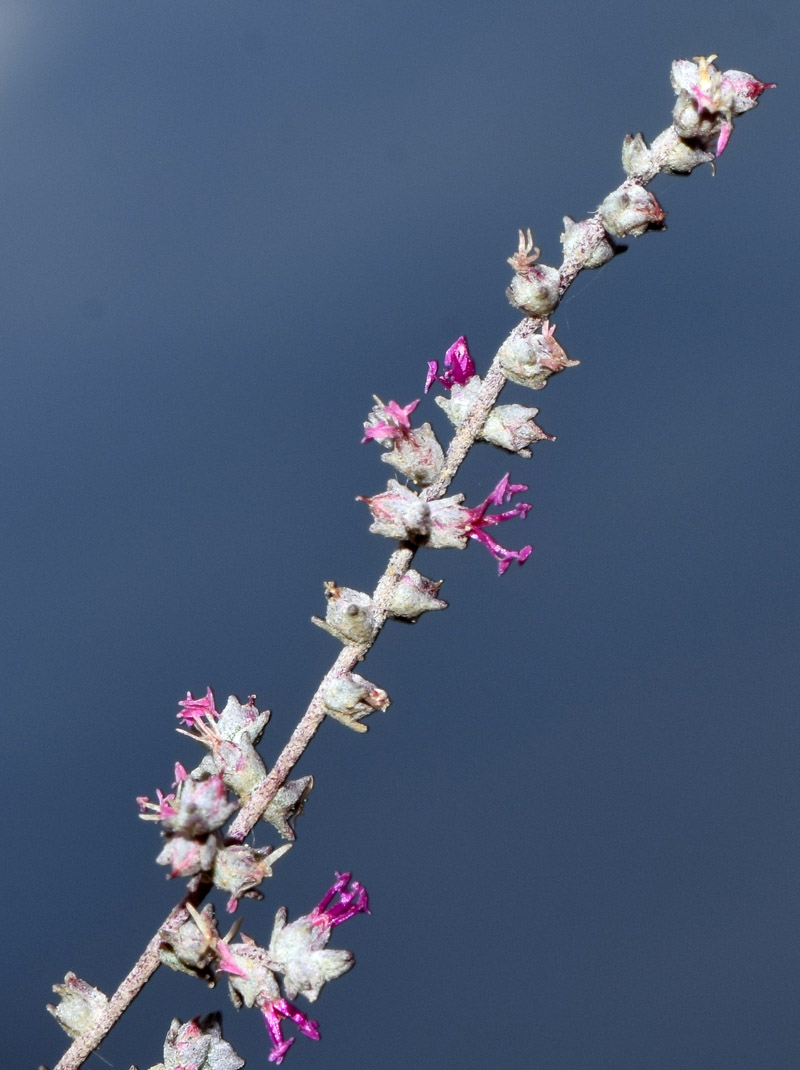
262 775 314 841
212 842 292 913
156 832 218 879
498 319 578 390
480 403 555 457
362 397 444 486
506 227 561 317
214 694 271 746
160 773 238 838
668 56 774 158
598 182 666 238
386 568 448 620
721 67 776 116
158 1016 245 1070
560 215 617 269
320 671 391 732
159 903 219 981
434 374 483 427
193 732 268 801
660 136 715 175
47 973 108 1040
621 132 653 178
311 581 378 644
380 421 444 486
506 263 561 317
219 933 280 1010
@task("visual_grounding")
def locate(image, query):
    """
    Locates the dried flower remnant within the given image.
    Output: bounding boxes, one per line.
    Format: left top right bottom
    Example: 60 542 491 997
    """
178 690 270 747
362 397 420 443
154 773 237 838
506 228 561 317
463 473 533 574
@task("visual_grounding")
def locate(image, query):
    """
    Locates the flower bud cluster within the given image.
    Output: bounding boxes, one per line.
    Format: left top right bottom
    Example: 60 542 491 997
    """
136 690 306 912
670 54 775 159
213 873 369 1064
360 473 532 574
621 55 775 181
312 569 448 639
134 1014 245 1070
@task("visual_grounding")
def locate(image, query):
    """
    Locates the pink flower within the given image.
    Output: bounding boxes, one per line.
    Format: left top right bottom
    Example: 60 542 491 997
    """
425 335 477 393
310 871 370 929
177 687 219 727
361 474 533 574
136 787 178 821
362 398 420 443
268 873 369 1004
259 997 320 1065
465 474 533 575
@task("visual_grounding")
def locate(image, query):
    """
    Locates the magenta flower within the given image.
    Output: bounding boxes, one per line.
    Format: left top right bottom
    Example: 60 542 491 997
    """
136 787 178 821
425 335 477 393
310 871 370 929
259 996 320 1065
362 398 420 443
268 872 369 1004
465 474 533 575
177 687 219 727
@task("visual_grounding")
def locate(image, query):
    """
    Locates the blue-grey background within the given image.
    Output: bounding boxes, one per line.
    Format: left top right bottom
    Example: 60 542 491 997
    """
3 3 795 1068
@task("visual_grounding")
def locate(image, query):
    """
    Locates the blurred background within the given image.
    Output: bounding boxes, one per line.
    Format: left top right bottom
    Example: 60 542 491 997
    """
2 3 795 1068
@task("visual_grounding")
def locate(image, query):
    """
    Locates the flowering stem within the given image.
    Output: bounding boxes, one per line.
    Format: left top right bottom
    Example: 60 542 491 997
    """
46 56 773 1070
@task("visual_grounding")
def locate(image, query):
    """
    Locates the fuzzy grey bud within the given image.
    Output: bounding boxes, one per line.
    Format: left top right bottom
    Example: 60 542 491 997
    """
598 183 666 238
312 582 378 644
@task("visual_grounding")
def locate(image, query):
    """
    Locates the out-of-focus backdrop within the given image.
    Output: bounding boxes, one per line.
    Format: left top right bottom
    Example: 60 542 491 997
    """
3 3 795 1068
